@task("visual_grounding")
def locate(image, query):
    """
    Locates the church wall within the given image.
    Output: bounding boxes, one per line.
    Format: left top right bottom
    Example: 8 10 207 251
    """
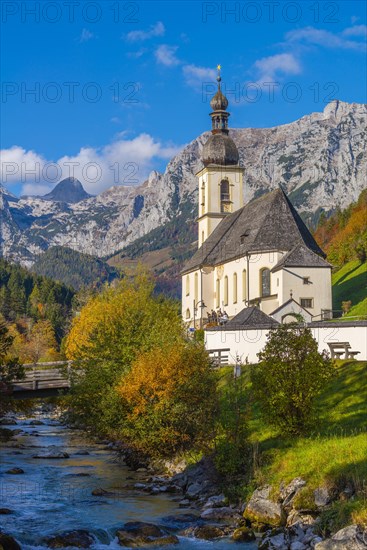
280 267 332 320
205 323 367 363
181 267 215 327
211 251 284 317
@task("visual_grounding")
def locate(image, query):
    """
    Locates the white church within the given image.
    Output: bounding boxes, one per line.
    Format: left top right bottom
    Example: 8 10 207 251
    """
181 71 333 328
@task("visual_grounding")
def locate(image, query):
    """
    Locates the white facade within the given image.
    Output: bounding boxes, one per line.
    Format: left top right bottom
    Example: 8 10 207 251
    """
182 250 332 326
205 323 367 363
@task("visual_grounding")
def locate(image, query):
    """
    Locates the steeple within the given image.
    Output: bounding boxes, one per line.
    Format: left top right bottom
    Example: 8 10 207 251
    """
197 65 244 248
209 65 230 135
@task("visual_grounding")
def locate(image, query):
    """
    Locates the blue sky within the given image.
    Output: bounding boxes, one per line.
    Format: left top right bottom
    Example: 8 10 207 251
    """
1 0 366 196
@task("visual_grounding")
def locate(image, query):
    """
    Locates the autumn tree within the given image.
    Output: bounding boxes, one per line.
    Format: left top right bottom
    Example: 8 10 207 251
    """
65 270 184 434
252 324 335 435
117 342 217 457
0 321 24 414
25 320 59 364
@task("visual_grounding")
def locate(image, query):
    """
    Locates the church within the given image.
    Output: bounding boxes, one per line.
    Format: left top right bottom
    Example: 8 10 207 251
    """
181 70 333 327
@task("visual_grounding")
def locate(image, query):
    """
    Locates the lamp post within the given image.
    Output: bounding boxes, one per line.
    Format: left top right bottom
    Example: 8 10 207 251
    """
193 299 206 330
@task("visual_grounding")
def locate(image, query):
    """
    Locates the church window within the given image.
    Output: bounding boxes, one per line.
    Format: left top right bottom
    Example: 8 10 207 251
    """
242 269 247 301
194 273 199 303
224 275 228 306
186 308 190 319
201 185 205 214
216 279 220 308
260 268 271 297
186 275 190 296
233 273 237 303
300 298 313 309
220 179 230 213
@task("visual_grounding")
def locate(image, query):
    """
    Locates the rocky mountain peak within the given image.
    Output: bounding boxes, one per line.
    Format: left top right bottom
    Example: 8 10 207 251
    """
43 177 91 204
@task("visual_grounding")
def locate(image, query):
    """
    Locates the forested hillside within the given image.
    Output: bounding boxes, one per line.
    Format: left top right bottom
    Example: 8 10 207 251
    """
314 189 367 317
0 259 74 346
32 246 121 291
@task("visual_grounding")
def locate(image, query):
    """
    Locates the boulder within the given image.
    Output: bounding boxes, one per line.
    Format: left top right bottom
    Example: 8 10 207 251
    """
45 530 94 548
314 487 332 508
5 468 24 475
91 488 114 496
203 494 227 508
286 509 317 527
0 533 21 550
290 542 307 550
0 419 17 426
29 420 44 425
244 486 284 527
32 449 69 459
315 525 366 549
280 478 307 509
193 525 225 540
232 526 256 542
160 513 202 530
201 506 241 521
259 529 289 549
186 482 202 499
116 522 179 547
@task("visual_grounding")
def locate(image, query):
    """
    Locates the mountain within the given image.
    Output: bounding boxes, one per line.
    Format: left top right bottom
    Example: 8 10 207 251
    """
32 246 121 290
42 177 91 203
1 100 366 268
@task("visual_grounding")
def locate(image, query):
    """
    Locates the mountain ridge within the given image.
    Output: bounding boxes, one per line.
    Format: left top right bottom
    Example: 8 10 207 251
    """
1 100 366 267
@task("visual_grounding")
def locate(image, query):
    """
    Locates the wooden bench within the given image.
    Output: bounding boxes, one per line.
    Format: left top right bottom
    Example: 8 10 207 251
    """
208 348 230 367
327 342 360 360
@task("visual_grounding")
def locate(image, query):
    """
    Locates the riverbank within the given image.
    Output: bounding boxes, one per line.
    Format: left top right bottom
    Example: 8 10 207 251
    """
0 405 256 549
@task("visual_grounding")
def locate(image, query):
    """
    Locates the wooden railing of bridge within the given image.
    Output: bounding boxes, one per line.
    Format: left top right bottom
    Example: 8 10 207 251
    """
11 361 71 393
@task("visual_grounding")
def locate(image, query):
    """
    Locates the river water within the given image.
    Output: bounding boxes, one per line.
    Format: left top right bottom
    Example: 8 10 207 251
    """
0 408 257 549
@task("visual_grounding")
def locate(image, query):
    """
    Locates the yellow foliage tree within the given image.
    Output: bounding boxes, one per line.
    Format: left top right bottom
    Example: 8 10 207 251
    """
118 342 217 457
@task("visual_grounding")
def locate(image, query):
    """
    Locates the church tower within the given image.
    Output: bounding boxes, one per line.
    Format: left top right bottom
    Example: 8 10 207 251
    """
197 67 244 248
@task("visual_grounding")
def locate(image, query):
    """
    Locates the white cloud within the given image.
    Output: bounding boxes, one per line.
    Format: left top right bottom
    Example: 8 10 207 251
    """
126 21 165 42
154 44 180 67
183 64 216 89
79 28 94 43
253 53 301 85
126 48 148 59
285 26 366 52
342 24 367 38
1 136 183 196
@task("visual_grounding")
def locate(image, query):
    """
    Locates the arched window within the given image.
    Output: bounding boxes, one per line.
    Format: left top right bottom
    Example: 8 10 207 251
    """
216 279 220 308
201 184 205 215
260 268 271 297
224 275 228 306
242 269 247 301
186 275 190 297
233 272 237 303
194 273 199 303
220 179 230 213
186 308 190 319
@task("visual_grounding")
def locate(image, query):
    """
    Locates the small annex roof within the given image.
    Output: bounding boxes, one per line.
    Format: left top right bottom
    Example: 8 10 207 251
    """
182 187 326 274
270 298 312 317
206 306 279 331
272 243 332 273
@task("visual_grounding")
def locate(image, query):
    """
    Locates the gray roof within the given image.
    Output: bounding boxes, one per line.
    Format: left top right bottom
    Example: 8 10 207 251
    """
183 187 326 274
202 133 239 166
270 298 312 316
272 244 332 272
207 306 279 331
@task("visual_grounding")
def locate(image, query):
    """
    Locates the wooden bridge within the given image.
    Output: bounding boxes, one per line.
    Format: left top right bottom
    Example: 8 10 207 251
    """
11 361 71 398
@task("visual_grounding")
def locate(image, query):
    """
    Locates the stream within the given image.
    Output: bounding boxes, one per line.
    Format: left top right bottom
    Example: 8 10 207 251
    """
0 406 257 549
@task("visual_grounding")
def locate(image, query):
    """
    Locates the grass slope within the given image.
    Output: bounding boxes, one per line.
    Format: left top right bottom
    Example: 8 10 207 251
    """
219 360 367 531
332 260 367 317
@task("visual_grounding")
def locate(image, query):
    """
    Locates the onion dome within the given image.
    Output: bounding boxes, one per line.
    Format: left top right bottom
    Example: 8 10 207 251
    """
202 133 239 166
202 65 239 166
210 87 228 111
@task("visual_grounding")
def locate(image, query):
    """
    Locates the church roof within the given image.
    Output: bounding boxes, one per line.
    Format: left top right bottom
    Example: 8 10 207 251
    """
271 243 332 272
202 133 239 166
182 187 326 274
207 306 279 331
